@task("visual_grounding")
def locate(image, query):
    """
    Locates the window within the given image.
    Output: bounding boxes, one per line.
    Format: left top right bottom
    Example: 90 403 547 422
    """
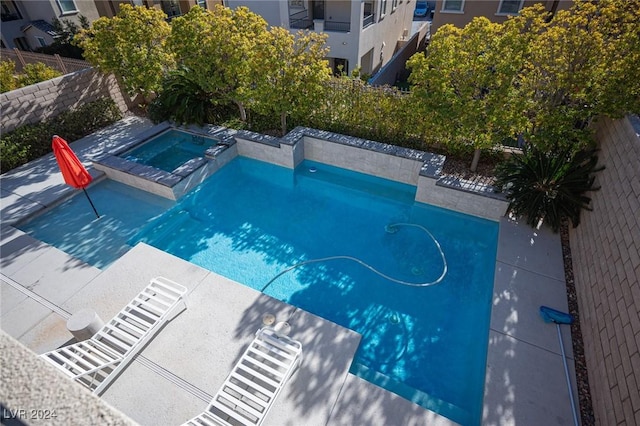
380 0 387 18
13 36 29 50
1 1 23 22
391 0 398 12
497 0 523 15
441 0 463 12
160 0 181 17
196 0 207 8
56 0 78 14
363 1 374 28
36 36 47 47
333 58 348 76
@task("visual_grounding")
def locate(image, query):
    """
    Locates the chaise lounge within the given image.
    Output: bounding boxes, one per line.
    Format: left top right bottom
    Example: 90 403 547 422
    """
182 326 303 426
40 276 188 395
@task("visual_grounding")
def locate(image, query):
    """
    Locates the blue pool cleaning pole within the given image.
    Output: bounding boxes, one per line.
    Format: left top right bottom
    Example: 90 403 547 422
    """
539 306 579 426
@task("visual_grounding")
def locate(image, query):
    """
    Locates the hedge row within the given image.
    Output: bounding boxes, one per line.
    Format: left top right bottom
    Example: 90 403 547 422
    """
0 97 122 174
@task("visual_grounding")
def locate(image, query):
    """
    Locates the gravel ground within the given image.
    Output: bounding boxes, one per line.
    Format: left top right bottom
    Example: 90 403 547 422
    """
442 156 499 187
560 221 596 425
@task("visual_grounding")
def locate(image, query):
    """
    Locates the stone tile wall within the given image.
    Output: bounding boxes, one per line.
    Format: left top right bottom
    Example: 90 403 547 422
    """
0 68 129 133
569 115 640 425
303 135 425 185
231 126 508 221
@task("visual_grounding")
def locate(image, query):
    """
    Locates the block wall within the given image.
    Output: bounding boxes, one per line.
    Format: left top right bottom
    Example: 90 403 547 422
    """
0 68 129 133
569 115 640 425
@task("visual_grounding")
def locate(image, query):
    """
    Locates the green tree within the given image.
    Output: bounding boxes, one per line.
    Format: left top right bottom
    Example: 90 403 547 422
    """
408 18 528 170
75 4 173 101
168 5 268 122
514 3 604 151
583 0 640 117
512 0 640 151
254 28 331 135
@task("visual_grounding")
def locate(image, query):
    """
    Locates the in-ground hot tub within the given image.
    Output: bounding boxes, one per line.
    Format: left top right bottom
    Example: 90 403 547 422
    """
93 123 238 200
121 129 218 173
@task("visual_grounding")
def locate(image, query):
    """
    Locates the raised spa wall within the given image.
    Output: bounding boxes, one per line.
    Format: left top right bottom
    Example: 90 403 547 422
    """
93 122 508 221
93 122 239 200
235 126 508 221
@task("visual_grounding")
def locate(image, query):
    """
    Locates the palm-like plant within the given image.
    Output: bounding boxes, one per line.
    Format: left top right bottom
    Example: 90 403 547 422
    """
495 145 604 232
148 68 213 125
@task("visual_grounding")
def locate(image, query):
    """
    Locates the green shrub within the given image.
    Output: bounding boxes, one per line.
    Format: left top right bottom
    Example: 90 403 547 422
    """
0 61 62 93
148 68 217 125
495 145 604 232
0 60 18 93
1 97 122 173
16 63 62 87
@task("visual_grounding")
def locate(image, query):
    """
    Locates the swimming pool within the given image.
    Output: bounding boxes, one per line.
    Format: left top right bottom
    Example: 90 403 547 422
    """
121 129 217 172
18 180 175 268
20 157 498 425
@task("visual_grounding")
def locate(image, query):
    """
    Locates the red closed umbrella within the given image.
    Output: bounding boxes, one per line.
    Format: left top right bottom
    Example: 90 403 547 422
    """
52 135 100 218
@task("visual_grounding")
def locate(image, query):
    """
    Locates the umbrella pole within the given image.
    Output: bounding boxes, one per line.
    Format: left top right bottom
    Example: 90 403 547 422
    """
82 188 100 218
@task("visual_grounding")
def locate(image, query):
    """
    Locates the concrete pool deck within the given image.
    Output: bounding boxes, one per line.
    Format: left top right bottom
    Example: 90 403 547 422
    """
1 117 578 425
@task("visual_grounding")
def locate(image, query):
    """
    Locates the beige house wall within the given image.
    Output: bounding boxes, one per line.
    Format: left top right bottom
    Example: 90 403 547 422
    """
431 0 573 33
19 0 102 24
569 115 640 425
0 68 129 133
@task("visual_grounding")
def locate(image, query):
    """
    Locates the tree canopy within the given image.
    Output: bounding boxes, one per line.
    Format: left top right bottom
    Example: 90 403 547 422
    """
408 0 640 164
75 4 174 100
407 17 527 169
72 1 639 161
35 15 89 59
168 5 268 121
254 28 331 135
513 0 639 150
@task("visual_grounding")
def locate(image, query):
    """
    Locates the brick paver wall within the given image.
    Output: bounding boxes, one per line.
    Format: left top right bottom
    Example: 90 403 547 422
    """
0 68 129 133
570 115 640 425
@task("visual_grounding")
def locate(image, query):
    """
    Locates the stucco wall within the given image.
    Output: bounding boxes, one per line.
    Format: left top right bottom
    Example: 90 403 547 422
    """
569 115 640 425
0 331 136 426
431 0 573 33
369 21 430 86
0 68 129 133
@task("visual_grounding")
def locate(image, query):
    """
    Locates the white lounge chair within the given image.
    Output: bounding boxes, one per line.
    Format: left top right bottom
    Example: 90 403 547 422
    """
183 327 303 426
41 276 187 395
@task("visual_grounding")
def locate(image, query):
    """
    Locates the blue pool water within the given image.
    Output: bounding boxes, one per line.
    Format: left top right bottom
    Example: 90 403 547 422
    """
121 129 217 172
20 157 498 425
19 180 175 269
